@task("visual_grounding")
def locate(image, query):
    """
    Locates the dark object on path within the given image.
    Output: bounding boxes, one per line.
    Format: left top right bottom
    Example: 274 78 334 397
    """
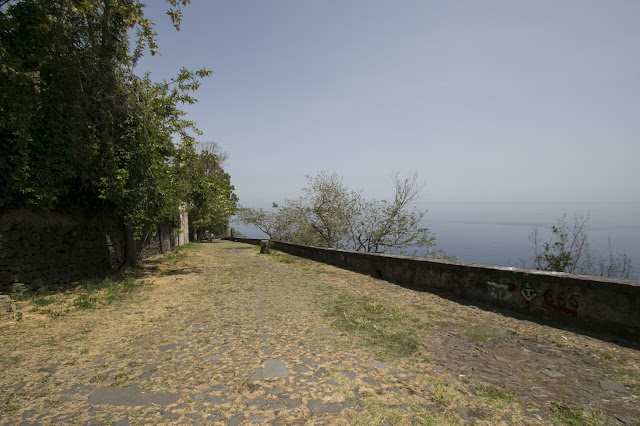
260 240 270 254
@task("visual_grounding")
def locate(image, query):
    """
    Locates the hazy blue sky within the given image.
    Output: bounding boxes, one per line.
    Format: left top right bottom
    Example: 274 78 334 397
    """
136 1 640 207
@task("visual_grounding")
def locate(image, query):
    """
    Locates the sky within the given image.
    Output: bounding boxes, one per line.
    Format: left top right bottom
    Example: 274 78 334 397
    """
136 0 640 208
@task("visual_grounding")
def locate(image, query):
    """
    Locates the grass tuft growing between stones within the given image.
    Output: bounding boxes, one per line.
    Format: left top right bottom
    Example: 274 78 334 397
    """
352 399 455 426
469 332 494 342
549 402 607 426
18 276 148 318
264 250 299 264
429 383 457 408
474 384 516 411
322 290 422 361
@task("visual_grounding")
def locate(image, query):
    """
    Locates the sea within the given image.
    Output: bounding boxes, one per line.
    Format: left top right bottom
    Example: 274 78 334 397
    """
231 202 640 281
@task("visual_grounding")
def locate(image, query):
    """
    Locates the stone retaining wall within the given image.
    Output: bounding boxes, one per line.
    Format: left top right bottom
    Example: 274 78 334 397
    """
228 237 640 338
0 210 188 293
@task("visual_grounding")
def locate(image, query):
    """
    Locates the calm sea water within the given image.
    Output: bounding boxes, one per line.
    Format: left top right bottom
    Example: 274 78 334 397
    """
232 202 640 280
420 202 640 280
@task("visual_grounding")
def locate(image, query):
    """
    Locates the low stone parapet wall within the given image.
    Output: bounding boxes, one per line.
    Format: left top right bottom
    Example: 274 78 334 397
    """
227 237 640 339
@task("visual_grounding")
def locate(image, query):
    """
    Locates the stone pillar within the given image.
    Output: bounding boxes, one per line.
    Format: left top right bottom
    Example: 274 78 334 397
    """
260 240 270 254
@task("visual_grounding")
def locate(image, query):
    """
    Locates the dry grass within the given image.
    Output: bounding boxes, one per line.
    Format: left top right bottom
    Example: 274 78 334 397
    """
1 241 639 425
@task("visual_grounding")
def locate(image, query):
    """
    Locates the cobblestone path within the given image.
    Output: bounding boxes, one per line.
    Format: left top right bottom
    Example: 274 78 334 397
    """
1 241 639 425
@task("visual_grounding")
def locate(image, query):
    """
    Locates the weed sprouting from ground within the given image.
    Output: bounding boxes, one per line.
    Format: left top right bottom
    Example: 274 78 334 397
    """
352 399 448 425
475 384 514 401
549 402 606 426
469 332 494 342
17 276 148 318
322 290 422 361
474 384 516 411
429 383 456 407
263 250 298 264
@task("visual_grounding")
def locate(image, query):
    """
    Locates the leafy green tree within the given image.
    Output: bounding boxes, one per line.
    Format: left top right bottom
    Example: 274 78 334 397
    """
186 145 238 241
0 0 225 265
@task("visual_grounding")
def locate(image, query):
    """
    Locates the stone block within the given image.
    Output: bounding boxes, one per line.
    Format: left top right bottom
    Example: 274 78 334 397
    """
31 278 44 290
0 271 13 285
87 387 180 407
0 248 16 259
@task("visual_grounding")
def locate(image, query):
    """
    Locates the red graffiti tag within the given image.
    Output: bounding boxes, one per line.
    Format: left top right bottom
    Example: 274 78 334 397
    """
542 289 580 316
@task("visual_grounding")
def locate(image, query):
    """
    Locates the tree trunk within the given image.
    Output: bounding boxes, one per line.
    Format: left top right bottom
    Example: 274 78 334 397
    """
158 225 164 254
124 226 137 268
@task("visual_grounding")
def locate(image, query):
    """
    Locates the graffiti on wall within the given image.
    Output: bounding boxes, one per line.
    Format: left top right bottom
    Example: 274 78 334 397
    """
542 289 581 316
521 282 537 306
485 281 510 299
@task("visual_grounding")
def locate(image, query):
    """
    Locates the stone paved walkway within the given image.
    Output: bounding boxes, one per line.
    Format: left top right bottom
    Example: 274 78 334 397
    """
1 241 639 425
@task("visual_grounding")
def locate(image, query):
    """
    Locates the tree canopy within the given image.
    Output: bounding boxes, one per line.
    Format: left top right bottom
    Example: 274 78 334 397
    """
0 0 236 240
236 171 450 258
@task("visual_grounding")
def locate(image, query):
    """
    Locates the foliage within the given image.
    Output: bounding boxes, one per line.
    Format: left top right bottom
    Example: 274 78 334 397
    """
16 276 146 318
300 171 358 248
549 402 606 426
9 283 28 300
475 384 514 403
0 0 234 242
185 143 238 239
348 171 435 254
429 383 456 408
324 290 421 360
530 213 632 279
469 332 494 342
236 170 445 256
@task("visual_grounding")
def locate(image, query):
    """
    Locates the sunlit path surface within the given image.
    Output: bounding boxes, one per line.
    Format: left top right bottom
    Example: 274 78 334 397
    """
1 241 638 425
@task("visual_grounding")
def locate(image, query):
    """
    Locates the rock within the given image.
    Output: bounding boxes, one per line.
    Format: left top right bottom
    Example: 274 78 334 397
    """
87 387 180 407
263 360 289 379
250 415 267 424
260 240 270 254
292 364 311 373
300 357 318 368
600 380 629 394
247 397 302 410
308 399 359 414
158 343 179 352
433 366 446 374
227 413 244 426
203 355 224 362
370 360 389 369
541 369 566 378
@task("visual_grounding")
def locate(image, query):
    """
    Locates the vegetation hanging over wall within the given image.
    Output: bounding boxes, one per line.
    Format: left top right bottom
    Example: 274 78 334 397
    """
236 170 451 259
0 0 236 240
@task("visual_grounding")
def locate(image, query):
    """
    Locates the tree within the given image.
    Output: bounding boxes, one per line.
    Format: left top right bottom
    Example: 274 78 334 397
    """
299 171 358 248
185 144 238 241
1 1 226 258
530 213 632 279
236 171 444 257
348 172 435 254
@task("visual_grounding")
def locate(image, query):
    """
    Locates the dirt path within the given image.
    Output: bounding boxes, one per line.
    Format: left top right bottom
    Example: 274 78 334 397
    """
1 240 638 425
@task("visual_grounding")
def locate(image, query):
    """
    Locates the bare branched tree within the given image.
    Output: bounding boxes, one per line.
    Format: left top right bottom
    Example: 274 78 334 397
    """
348 171 435 254
530 212 632 279
196 141 229 168
236 170 449 258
